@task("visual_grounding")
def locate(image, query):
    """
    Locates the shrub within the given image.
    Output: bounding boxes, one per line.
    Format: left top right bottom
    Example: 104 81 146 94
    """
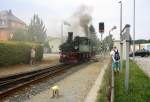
0 41 43 66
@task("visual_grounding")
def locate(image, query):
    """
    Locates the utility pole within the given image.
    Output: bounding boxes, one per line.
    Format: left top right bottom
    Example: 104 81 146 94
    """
133 0 135 60
119 1 123 72
109 26 117 50
99 22 104 55
124 24 130 91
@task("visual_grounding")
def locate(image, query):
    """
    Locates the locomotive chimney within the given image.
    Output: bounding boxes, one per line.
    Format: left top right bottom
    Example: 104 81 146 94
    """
67 32 73 42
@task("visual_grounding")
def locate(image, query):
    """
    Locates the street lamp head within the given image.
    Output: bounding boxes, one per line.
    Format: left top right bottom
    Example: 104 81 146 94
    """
118 1 122 4
112 26 117 30
110 26 117 32
63 21 71 26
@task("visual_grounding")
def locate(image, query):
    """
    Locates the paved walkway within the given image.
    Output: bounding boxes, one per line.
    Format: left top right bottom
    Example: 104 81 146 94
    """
135 57 150 77
84 63 108 102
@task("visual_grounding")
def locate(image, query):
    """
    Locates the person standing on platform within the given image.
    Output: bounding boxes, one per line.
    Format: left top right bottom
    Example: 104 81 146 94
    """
110 46 120 75
30 47 36 65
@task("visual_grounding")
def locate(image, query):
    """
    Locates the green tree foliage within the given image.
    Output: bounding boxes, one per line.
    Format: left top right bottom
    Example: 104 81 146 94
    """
43 39 51 53
89 24 100 53
89 24 97 40
89 24 95 33
133 39 150 44
103 34 114 51
12 28 29 41
28 14 47 43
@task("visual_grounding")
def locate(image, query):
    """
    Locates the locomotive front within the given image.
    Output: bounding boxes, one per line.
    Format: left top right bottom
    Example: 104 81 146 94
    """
59 32 95 63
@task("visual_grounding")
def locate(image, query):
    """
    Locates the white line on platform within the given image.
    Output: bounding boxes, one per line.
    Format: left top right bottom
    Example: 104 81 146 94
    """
84 64 108 102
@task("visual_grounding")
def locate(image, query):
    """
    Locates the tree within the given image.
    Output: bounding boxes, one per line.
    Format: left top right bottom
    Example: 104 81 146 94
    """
134 39 148 44
103 34 114 51
12 28 29 41
28 14 47 43
89 24 100 54
89 24 97 40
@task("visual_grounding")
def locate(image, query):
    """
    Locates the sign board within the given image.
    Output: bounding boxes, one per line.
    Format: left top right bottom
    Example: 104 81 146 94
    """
99 22 104 33
122 24 131 41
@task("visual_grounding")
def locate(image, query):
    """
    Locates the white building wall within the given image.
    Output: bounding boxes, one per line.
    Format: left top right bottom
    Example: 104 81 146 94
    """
130 43 150 52
49 38 61 53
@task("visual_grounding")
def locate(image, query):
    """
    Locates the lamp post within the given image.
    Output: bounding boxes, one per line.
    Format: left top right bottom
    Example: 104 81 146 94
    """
109 26 117 35
119 1 123 72
109 26 117 50
133 0 135 60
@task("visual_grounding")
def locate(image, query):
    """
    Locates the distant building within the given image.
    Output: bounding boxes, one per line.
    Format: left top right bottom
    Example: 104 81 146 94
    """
48 36 67 53
130 43 150 52
0 10 26 41
113 40 121 52
48 37 61 53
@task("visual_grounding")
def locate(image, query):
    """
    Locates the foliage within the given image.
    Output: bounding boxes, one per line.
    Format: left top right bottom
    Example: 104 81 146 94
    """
12 28 29 41
131 39 150 44
89 24 100 54
115 60 150 102
43 39 51 53
0 41 43 67
89 24 97 41
28 14 47 43
103 34 113 51
89 24 96 33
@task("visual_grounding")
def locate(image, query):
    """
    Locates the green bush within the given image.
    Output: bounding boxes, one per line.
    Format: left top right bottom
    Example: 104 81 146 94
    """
0 41 43 66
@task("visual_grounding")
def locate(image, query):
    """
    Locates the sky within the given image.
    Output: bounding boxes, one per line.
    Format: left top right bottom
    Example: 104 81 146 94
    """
0 0 150 40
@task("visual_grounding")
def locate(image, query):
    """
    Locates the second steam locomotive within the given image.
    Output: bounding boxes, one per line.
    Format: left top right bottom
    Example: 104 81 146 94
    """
59 32 96 63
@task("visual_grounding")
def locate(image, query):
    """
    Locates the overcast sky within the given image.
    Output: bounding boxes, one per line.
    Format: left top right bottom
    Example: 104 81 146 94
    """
0 0 150 40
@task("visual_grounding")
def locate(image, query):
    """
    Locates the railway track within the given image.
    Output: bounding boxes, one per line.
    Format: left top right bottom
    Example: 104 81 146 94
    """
0 63 78 96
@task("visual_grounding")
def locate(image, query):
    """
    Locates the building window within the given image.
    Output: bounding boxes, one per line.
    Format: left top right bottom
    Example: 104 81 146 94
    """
0 19 2 25
0 20 6 25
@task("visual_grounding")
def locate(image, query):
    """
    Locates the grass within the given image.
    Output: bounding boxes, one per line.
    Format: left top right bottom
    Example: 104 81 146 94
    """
115 60 150 102
97 62 111 102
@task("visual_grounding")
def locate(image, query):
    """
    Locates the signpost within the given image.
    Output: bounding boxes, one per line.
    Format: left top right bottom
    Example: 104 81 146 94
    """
122 24 131 91
119 1 123 72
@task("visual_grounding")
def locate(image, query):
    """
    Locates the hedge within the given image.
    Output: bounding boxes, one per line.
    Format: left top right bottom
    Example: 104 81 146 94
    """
0 41 43 66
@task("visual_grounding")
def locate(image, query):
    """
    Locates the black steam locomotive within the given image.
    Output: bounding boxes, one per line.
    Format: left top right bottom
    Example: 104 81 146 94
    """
59 32 96 63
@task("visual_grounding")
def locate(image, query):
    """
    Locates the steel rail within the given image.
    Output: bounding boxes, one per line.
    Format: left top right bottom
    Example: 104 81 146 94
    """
0 63 76 96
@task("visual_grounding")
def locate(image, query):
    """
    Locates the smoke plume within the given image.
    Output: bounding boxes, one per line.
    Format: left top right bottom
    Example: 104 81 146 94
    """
68 5 93 37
